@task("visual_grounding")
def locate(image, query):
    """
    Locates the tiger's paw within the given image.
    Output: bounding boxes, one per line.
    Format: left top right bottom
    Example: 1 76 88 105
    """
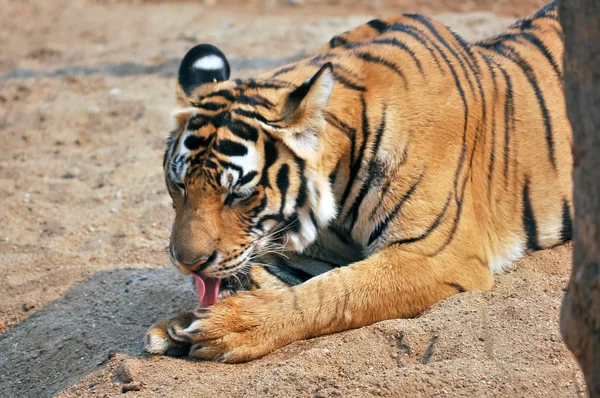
142 313 194 358
165 290 290 363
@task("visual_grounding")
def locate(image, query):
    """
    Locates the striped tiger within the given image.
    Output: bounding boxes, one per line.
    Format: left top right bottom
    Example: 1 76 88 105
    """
143 1 572 362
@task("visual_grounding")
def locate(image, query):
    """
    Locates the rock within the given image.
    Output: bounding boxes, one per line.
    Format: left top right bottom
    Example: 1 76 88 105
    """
121 381 143 393
62 167 81 179
115 362 134 383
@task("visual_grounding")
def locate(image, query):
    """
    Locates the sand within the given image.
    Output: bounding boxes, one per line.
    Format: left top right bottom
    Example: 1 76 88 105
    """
0 0 585 397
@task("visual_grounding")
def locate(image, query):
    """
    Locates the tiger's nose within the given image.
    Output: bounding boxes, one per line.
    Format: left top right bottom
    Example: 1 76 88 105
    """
174 250 218 272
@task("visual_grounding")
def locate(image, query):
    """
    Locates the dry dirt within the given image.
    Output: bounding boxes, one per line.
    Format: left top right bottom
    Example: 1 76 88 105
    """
0 0 585 397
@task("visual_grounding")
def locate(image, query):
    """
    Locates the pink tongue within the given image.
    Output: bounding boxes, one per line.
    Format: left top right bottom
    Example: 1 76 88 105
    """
193 274 221 306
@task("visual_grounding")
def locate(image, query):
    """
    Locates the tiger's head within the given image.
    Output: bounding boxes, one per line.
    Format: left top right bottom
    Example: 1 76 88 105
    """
163 44 340 303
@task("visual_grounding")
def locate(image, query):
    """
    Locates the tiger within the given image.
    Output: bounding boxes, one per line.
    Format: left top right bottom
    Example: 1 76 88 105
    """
142 1 572 363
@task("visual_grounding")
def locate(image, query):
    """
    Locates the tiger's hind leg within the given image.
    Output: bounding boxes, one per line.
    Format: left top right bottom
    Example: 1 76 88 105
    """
142 253 338 357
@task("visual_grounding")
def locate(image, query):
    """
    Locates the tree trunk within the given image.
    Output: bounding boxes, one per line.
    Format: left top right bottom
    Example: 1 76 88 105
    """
559 0 600 396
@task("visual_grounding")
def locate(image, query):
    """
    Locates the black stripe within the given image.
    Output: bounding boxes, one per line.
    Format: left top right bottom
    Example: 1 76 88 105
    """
184 134 212 151
251 195 269 218
331 69 367 92
308 59 365 93
348 108 387 231
389 23 445 74
479 43 556 170
216 139 247 157
260 139 278 188
236 94 276 110
203 158 217 170
355 52 408 89
329 161 340 186
478 32 562 80
309 209 319 230
196 101 227 112
276 164 290 215
560 200 573 242
163 136 174 169
368 171 425 246
329 36 348 48
324 112 356 138
233 108 276 125
238 170 257 187
406 14 476 96
367 19 390 33
187 112 226 129
227 119 259 142
294 156 308 209
483 55 498 197
263 257 313 286
217 159 244 175
345 38 424 75
446 283 466 293
270 65 296 78
497 64 514 179
202 89 236 103
522 178 541 251
340 95 369 210
309 54 335 66
235 78 291 90
390 193 452 247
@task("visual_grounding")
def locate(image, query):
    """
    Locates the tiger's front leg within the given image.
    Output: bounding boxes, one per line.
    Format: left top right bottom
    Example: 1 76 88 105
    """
142 253 337 358
151 246 492 363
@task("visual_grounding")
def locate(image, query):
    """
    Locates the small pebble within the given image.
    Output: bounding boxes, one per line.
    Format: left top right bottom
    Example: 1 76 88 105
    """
87 105 100 114
121 381 143 393
125 279 133 286
139 276 148 281
116 362 134 383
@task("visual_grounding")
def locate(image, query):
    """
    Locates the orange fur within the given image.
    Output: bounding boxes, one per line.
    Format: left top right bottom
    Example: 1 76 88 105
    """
144 2 572 362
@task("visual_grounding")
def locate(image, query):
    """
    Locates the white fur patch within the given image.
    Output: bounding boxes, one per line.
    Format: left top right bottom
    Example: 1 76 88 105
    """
144 333 171 354
310 68 334 110
285 207 319 252
487 236 525 274
537 221 562 248
193 55 225 70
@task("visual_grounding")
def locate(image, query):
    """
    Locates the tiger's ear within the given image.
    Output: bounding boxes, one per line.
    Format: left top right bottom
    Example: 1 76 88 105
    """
177 44 230 104
278 63 334 158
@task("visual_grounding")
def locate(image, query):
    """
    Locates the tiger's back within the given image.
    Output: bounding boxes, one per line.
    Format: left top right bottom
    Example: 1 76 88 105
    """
262 0 571 276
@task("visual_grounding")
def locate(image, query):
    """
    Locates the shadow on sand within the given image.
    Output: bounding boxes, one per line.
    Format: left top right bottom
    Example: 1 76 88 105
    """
0 266 195 398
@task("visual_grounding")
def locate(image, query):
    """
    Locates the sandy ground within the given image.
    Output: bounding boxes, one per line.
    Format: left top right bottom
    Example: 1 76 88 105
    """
0 0 585 397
